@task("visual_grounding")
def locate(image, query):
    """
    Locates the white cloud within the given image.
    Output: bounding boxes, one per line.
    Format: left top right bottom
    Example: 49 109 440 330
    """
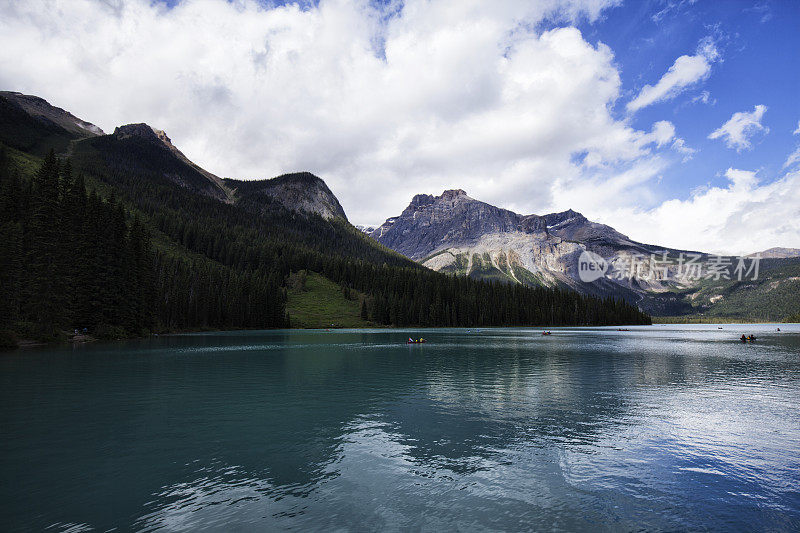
690 90 714 106
651 0 698 23
744 3 773 24
708 105 768 152
0 0 664 227
584 168 800 256
1 0 795 255
626 36 718 112
784 146 800 169
794 121 800 135
671 137 696 161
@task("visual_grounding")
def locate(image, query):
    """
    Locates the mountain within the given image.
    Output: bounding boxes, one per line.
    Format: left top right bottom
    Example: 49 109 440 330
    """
0 91 102 157
226 172 347 220
71 123 234 203
1 91 103 137
75 123 345 218
748 247 800 259
0 91 649 346
370 190 800 320
369 189 682 291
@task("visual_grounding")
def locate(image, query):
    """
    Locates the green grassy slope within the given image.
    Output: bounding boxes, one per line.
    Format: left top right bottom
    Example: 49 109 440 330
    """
286 272 370 328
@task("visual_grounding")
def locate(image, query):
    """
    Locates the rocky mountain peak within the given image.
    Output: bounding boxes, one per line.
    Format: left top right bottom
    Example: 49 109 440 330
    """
409 193 435 208
542 209 585 227
228 172 347 221
370 189 532 260
109 123 233 203
113 123 173 147
440 189 468 201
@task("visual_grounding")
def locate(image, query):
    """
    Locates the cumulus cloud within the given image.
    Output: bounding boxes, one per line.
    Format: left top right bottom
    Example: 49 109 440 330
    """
626 36 718 112
1 0 795 255
708 105 768 151
589 168 800 256
0 0 667 225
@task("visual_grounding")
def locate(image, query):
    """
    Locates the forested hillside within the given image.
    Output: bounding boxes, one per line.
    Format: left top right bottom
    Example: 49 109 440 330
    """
68 133 651 329
0 91 650 348
0 149 285 345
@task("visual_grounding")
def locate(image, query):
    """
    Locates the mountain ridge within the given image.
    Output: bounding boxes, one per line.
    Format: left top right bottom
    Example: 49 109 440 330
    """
226 172 347 221
1 91 103 137
368 189 799 319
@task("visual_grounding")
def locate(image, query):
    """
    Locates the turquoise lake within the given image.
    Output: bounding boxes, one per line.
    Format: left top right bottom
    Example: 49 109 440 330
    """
1 325 799 531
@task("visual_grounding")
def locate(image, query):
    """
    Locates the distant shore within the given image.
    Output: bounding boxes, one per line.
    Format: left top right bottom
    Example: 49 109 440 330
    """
655 316 796 324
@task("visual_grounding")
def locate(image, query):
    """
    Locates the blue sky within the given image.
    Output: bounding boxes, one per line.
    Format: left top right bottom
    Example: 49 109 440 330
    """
1 0 798 253
575 0 800 200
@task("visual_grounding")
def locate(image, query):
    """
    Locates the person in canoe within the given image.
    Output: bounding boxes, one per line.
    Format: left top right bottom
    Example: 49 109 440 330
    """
741 334 747 343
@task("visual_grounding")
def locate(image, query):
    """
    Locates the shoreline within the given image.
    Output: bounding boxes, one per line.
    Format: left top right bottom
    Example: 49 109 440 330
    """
5 321 797 352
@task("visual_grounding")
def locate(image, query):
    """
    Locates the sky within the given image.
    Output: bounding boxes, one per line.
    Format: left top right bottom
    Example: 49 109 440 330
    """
0 0 798 254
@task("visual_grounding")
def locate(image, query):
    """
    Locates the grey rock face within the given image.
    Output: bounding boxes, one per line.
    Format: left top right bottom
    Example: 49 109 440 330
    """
369 189 705 310
370 189 547 260
229 172 347 221
748 247 800 259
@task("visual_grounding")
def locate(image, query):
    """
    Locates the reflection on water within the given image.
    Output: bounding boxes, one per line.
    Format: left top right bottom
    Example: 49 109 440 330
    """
1 325 799 531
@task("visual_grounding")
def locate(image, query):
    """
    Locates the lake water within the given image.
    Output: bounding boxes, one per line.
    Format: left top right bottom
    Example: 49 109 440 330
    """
1 325 799 531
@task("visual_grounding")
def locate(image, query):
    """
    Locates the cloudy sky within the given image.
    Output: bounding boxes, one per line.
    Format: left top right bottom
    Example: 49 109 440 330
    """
1 0 798 254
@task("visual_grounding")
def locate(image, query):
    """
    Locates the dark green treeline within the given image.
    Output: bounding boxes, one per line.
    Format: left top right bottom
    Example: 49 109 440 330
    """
0 150 286 337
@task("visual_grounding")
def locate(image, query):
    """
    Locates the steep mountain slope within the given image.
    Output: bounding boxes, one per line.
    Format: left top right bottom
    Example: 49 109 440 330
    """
370 190 800 320
0 91 102 156
72 123 234 203
1 91 103 136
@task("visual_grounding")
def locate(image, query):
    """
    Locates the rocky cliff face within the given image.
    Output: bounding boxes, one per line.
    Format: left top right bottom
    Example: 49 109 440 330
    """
370 190 707 312
227 172 347 221
371 189 549 258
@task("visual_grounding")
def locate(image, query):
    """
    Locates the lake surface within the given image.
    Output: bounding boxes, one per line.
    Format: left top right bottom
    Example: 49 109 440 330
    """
1 325 799 532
